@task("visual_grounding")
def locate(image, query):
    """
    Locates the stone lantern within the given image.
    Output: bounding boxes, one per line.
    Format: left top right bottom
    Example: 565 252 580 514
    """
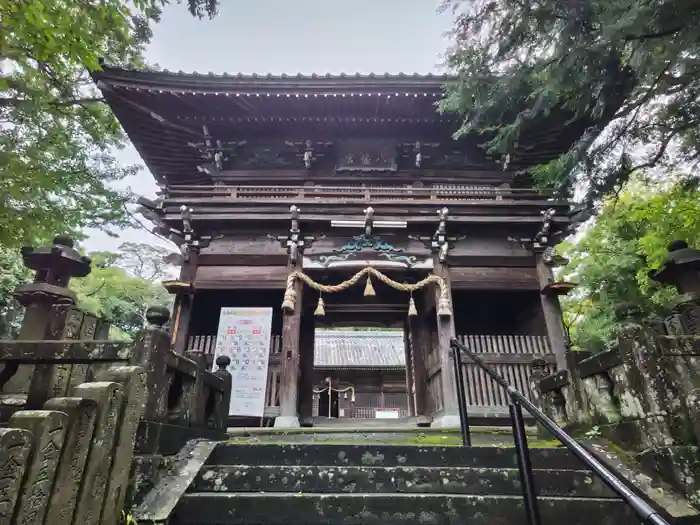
3 235 93 401
649 240 700 296
649 240 700 336
14 234 92 334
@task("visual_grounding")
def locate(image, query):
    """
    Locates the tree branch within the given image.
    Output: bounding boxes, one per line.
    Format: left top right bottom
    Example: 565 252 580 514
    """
84 279 106 297
623 25 685 41
0 97 105 108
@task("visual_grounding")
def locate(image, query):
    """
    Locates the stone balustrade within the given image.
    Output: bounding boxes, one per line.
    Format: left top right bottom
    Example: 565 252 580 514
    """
0 235 232 525
532 240 700 503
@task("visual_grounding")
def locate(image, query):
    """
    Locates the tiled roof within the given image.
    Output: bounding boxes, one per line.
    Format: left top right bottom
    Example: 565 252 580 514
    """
95 63 453 81
314 330 405 369
151 70 451 80
93 66 454 92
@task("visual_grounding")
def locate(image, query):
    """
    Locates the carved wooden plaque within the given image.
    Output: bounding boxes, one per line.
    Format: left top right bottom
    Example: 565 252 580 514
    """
336 140 398 172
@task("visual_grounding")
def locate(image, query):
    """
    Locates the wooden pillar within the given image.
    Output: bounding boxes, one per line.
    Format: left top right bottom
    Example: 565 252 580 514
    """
409 312 431 426
275 264 303 428
173 250 199 354
431 259 460 428
298 314 316 426
536 253 570 370
403 321 415 417
172 293 194 354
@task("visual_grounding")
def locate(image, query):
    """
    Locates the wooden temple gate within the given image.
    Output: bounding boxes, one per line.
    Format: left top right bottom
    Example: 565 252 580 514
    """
92 66 576 429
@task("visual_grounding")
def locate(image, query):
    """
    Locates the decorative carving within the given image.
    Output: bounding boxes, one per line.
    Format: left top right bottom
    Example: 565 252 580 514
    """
268 206 317 264
317 253 352 265
188 125 246 174
285 140 334 169
333 234 402 255
432 150 491 169
408 209 465 263
236 145 294 169
508 207 564 253
336 140 398 172
541 246 569 267
434 207 449 263
534 208 557 249
400 141 439 169
379 253 418 265
363 207 374 236
170 206 213 264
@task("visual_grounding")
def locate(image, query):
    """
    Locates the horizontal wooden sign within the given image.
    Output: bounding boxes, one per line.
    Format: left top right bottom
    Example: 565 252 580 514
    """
194 266 288 289
450 267 539 290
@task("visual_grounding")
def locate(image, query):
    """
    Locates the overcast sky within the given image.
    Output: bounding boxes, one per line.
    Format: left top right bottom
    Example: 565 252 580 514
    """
84 0 454 252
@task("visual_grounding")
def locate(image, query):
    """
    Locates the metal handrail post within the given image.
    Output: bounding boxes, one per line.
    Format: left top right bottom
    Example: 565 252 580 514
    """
510 399 541 525
451 348 469 446
453 344 471 446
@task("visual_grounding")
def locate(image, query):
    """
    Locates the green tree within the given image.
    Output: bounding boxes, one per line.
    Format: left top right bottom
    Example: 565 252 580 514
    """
0 0 219 249
440 0 700 205
0 246 32 339
560 180 700 352
0 242 175 340
113 241 179 281
71 251 173 339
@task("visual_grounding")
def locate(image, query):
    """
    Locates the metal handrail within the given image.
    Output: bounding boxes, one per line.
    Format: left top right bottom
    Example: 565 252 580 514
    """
449 337 669 525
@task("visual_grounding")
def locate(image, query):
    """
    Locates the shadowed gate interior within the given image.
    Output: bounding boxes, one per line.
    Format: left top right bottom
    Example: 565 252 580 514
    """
184 272 555 426
317 386 339 418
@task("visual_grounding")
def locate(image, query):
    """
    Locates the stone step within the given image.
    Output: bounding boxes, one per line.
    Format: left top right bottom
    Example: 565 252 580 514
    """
207 443 584 470
172 493 639 525
193 464 615 499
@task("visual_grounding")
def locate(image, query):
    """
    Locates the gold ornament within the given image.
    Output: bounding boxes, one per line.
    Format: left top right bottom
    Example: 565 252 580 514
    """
281 287 297 313
437 291 453 317
408 295 418 316
364 275 376 296
314 295 325 316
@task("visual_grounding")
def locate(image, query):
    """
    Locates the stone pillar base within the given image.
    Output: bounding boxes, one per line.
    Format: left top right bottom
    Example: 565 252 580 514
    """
416 415 432 428
430 413 461 429
274 415 300 428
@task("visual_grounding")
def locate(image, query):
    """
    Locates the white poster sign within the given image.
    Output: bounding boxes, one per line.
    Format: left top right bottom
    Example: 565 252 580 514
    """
375 408 401 419
213 307 273 417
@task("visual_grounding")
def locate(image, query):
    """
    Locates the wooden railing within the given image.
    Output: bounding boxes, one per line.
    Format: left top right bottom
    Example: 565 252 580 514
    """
426 334 554 412
164 184 556 202
189 333 553 413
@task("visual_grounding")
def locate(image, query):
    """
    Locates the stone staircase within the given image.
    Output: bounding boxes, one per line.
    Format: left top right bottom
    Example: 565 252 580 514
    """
167 443 641 525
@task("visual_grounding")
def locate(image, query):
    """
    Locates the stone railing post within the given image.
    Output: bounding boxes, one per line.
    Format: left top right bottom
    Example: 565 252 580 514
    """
129 305 171 422
213 355 232 429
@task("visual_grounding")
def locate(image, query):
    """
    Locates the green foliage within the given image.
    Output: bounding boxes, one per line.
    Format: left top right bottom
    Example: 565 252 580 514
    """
112 241 178 281
71 250 173 338
560 180 700 351
120 510 138 525
441 0 700 204
0 241 175 340
0 246 32 339
0 0 219 249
